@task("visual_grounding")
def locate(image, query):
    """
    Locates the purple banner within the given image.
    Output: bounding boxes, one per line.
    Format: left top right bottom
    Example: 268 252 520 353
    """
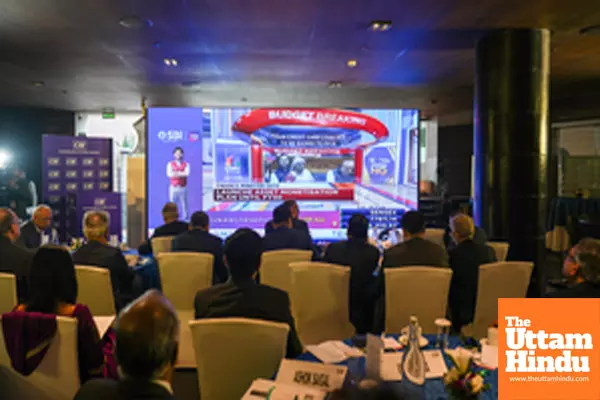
42 135 113 242
77 191 122 240
207 210 340 229
147 108 204 229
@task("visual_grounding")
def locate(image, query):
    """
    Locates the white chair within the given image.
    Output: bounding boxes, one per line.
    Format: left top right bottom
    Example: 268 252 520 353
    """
467 262 534 339
384 267 453 334
0 316 79 400
75 266 116 316
151 236 174 255
157 252 214 311
424 228 446 248
190 318 289 400
0 273 17 314
260 250 312 293
487 241 510 262
289 262 354 345
176 309 196 368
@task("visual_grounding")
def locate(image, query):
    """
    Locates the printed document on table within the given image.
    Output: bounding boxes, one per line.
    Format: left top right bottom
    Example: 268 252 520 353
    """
306 341 362 364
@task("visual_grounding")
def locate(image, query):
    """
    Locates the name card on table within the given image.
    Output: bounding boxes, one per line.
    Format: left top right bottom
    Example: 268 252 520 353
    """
365 333 383 379
242 379 326 400
277 359 347 392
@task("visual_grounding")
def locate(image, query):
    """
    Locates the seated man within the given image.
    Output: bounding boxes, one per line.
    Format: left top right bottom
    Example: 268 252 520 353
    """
324 214 380 334
547 238 600 298
194 228 303 358
382 211 449 268
263 204 316 258
0 208 34 301
443 208 488 251
17 204 58 249
172 211 228 284
264 200 309 235
72 210 134 310
139 202 189 255
74 290 178 400
448 214 496 332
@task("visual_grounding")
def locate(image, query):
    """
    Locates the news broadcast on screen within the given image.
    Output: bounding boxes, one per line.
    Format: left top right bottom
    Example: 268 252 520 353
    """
147 107 419 244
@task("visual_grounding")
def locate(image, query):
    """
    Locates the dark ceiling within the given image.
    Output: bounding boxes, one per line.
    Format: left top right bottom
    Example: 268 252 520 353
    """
1 0 600 119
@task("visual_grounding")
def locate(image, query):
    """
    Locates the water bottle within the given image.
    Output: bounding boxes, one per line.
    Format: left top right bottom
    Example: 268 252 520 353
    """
402 316 426 385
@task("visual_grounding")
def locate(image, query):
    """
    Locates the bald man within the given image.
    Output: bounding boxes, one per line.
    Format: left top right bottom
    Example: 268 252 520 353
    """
17 204 58 249
0 208 34 301
448 214 496 332
74 290 178 400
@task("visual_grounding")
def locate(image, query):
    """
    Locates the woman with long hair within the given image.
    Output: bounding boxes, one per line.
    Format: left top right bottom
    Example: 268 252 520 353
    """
14 245 105 383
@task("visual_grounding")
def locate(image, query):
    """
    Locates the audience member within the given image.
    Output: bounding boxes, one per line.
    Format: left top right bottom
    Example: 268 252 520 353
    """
11 246 106 383
0 207 33 301
264 200 310 234
74 290 179 400
139 202 188 255
443 207 488 251
382 211 449 268
72 210 134 310
548 238 600 298
263 204 316 258
194 228 303 358
17 204 58 249
324 214 380 334
447 214 496 332
172 211 228 284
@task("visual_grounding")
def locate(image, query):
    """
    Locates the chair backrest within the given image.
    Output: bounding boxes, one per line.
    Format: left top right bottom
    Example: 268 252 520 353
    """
487 241 510 262
289 262 354 345
0 316 79 400
189 318 289 400
424 228 446 248
0 273 17 315
471 262 533 339
151 236 174 255
384 267 453 334
157 252 214 311
75 266 116 316
260 250 312 293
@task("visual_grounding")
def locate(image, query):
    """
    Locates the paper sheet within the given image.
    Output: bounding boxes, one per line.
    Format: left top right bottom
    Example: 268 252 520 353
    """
276 359 347 392
422 350 448 378
92 316 115 338
481 344 499 369
242 379 326 400
382 336 402 350
305 341 362 364
380 352 403 381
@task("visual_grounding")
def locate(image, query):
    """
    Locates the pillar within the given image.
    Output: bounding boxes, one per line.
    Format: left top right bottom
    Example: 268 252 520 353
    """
473 29 550 297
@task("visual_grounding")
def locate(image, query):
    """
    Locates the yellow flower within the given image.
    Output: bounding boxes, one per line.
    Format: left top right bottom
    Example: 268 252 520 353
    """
469 374 485 394
443 367 461 386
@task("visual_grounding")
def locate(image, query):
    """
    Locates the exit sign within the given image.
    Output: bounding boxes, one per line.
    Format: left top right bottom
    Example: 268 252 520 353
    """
102 108 115 119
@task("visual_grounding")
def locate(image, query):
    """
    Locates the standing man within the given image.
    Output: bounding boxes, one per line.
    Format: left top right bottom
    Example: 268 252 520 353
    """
166 147 189 220
17 204 58 249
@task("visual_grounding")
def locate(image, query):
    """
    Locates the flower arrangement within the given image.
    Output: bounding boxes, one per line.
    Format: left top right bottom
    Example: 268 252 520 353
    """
443 347 491 399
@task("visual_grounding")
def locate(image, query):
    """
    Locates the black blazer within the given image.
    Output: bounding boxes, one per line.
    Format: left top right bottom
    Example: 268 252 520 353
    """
194 279 303 358
138 221 189 255
72 241 134 309
382 237 449 269
16 220 57 249
263 226 315 255
74 378 175 400
265 218 310 235
444 226 488 251
0 236 34 302
172 229 228 284
324 239 381 334
448 240 497 329
546 281 600 298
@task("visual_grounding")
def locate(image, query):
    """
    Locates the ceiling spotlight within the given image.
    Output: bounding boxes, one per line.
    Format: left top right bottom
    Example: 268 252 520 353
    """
119 16 153 29
328 81 342 89
346 59 358 68
370 20 392 32
164 58 178 67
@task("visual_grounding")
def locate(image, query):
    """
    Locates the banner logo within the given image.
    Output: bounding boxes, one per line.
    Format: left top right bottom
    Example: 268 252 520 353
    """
157 130 184 143
499 299 600 400
73 140 87 150
188 132 201 142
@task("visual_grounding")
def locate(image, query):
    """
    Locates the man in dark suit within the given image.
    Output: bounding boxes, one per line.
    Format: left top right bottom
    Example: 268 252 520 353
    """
264 200 310 235
382 211 449 268
0 208 33 302
72 210 134 310
172 211 228 284
194 228 303 358
448 214 497 332
74 290 178 400
139 202 189 255
263 204 316 258
547 239 600 298
17 204 58 249
443 210 488 251
324 214 380 334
